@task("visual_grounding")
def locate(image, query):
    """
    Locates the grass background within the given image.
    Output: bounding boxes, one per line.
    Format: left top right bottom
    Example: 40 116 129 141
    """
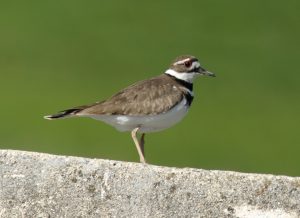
1 1 299 176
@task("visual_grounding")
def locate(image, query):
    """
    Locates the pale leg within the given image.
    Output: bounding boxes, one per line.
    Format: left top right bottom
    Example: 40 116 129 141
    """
131 128 146 164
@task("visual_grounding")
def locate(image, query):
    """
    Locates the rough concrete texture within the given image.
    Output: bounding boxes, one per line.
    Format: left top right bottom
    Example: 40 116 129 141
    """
0 150 299 218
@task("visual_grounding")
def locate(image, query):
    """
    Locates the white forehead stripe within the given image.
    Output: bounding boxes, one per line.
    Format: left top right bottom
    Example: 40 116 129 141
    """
192 62 200 69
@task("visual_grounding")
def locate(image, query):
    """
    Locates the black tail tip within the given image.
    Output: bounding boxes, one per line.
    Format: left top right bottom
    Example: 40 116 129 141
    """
44 108 81 120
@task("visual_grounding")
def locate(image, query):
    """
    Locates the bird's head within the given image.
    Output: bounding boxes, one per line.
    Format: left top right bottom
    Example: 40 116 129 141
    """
165 55 215 83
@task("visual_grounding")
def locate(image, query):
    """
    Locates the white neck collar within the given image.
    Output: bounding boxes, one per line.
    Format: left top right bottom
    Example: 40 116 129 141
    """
165 69 198 83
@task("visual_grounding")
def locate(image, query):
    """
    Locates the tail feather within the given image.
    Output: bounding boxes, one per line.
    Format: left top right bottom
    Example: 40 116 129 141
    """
44 108 82 120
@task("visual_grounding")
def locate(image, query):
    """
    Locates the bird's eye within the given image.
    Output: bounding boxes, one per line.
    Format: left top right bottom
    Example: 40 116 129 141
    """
184 60 192 68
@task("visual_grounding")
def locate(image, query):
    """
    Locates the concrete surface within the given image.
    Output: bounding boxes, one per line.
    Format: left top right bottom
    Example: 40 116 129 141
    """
0 149 299 218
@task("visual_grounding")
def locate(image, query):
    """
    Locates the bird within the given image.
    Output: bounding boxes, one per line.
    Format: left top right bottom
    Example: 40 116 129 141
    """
44 55 215 163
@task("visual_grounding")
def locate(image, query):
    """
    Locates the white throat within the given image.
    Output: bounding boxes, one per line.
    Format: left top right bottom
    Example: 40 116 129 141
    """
165 69 199 83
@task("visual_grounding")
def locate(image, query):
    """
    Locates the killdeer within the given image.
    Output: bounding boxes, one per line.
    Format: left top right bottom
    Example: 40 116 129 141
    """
44 55 215 163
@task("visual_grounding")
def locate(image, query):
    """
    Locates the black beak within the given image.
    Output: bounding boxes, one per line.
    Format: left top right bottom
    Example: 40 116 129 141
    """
197 66 216 77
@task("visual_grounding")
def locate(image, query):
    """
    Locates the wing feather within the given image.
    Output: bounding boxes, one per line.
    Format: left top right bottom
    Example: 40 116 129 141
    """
79 75 184 116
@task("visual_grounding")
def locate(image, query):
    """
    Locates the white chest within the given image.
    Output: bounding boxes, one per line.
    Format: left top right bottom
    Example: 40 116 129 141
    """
89 99 190 133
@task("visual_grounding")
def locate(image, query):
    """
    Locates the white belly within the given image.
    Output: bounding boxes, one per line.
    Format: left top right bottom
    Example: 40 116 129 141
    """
87 99 189 133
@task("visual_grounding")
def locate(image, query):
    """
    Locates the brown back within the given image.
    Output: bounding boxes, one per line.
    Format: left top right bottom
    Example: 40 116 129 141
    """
78 74 187 116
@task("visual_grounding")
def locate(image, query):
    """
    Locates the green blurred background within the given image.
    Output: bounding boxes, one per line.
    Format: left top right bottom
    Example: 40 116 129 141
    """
1 1 299 176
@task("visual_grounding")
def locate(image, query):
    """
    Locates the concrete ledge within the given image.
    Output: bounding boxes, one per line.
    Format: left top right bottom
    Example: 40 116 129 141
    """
0 149 299 217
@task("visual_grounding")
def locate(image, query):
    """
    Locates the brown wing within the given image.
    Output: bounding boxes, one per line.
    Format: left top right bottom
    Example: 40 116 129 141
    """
78 75 184 116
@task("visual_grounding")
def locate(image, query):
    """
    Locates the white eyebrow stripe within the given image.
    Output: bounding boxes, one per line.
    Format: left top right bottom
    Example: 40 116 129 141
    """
174 59 201 68
173 58 192 65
